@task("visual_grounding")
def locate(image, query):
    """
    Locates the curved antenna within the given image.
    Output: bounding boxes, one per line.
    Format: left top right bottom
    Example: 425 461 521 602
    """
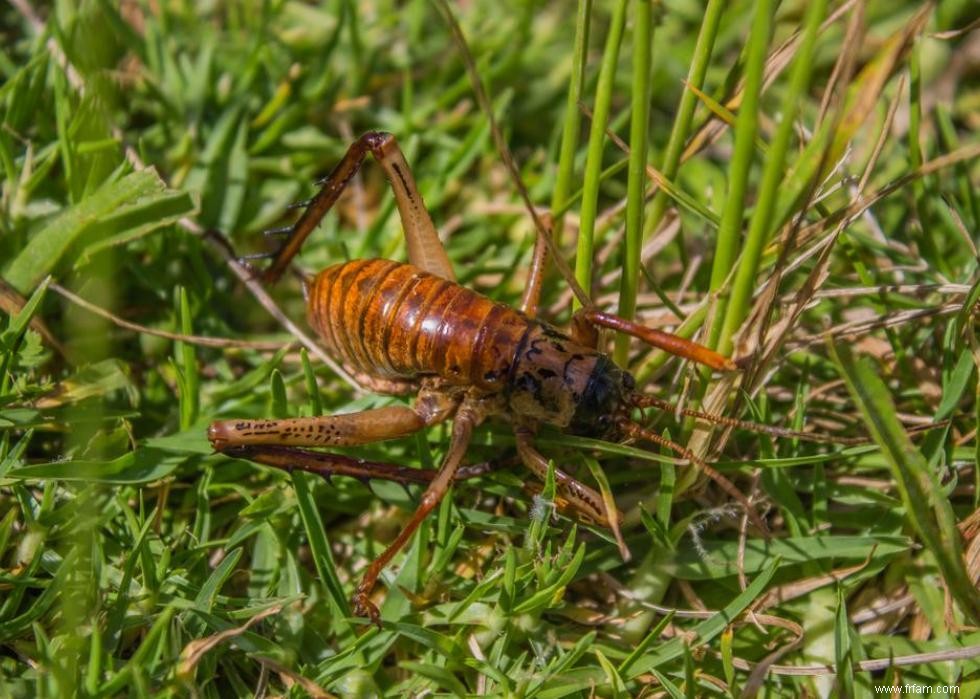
616 417 769 536
433 0 591 309
630 393 866 446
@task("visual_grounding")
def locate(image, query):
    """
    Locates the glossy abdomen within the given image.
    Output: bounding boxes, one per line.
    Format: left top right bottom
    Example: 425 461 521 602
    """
307 259 530 390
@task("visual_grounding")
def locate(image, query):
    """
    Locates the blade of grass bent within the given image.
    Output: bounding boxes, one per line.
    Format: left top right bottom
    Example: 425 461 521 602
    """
4 169 180 293
831 341 980 624
623 558 780 677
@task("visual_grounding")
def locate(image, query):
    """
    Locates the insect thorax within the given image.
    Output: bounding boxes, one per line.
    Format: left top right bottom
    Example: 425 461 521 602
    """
505 323 629 436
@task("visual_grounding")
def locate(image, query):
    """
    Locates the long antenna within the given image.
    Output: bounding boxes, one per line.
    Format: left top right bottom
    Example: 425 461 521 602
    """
433 0 592 309
630 394 866 445
617 417 769 536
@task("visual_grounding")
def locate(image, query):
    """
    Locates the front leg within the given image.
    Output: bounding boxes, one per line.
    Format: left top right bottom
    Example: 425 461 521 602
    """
571 308 735 371
514 427 630 561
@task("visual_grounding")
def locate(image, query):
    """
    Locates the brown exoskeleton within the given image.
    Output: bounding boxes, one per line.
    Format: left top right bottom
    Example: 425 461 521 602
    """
208 132 818 625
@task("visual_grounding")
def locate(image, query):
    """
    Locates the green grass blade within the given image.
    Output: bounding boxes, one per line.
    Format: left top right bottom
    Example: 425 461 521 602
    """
613 0 653 366
549 0 592 246
290 472 355 625
175 286 199 430
4 169 183 293
573 0 627 309
717 0 826 355
705 0 775 355
301 348 323 417
642 0 723 244
831 341 980 624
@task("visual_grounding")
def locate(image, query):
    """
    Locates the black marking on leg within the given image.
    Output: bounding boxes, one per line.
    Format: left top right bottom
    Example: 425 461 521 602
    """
390 162 415 204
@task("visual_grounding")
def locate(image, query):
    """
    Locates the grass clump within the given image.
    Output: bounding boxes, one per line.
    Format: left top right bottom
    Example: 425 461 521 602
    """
1 1 979 696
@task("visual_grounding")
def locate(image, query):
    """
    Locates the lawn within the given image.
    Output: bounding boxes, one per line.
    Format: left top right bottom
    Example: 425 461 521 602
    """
1 0 979 696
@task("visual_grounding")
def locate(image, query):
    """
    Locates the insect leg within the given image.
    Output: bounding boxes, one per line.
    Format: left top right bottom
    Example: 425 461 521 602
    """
370 134 456 282
572 308 736 371
264 131 454 284
519 228 549 318
208 405 438 450
514 428 630 561
216 443 502 484
352 407 477 626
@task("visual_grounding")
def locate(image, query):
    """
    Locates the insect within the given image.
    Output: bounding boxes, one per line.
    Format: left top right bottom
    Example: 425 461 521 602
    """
208 132 822 625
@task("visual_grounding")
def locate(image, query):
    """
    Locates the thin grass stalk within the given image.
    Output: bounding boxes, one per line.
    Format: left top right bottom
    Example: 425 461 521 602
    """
641 0 725 252
717 0 826 356
832 342 980 624
908 41 950 277
550 0 592 247
613 0 654 366
704 0 775 354
573 0 628 310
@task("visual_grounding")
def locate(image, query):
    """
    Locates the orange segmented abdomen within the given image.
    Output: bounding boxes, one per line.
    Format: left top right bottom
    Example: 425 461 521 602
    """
307 259 530 390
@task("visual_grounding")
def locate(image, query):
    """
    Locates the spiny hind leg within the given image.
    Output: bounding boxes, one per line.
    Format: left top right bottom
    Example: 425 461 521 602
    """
264 131 455 283
217 443 503 485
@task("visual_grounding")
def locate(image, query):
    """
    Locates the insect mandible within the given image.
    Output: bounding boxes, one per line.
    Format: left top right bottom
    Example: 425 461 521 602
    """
209 132 776 625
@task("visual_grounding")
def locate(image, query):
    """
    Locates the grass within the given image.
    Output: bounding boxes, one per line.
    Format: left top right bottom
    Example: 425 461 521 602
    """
2 0 980 696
